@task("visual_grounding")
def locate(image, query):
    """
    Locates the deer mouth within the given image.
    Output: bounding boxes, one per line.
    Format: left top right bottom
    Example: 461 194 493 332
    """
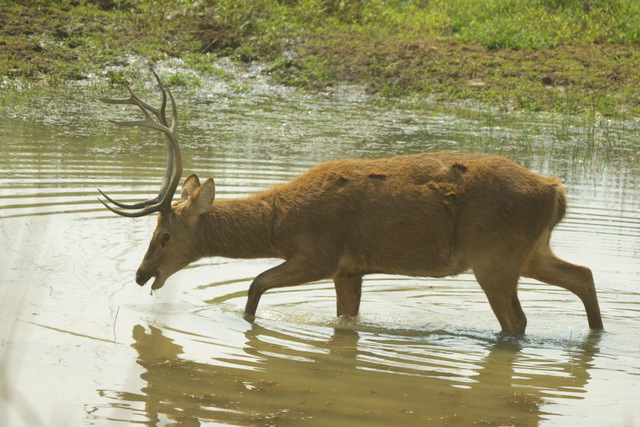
151 273 167 290
136 269 166 290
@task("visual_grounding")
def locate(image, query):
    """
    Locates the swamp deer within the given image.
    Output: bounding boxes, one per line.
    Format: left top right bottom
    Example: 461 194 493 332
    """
99 73 603 334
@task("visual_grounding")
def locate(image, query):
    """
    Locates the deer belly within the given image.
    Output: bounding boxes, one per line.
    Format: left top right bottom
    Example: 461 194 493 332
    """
344 219 462 278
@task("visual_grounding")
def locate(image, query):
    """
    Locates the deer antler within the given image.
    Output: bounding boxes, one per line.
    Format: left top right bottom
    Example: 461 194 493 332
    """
98 70 182 217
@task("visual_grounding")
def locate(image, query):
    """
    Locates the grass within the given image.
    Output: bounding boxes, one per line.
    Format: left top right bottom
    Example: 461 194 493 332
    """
1 0 640 116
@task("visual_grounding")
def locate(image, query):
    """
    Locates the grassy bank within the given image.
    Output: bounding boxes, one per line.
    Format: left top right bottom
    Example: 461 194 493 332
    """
1 0 640 116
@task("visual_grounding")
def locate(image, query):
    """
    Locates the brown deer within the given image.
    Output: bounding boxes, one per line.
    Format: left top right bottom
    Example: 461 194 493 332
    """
99 73 603 334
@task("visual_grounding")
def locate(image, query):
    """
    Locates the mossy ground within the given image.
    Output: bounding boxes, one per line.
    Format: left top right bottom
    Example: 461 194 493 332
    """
1 0 639 118
272 32 640 114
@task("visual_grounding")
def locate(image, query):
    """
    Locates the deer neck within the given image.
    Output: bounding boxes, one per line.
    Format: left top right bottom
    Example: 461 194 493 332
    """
196 196 278 259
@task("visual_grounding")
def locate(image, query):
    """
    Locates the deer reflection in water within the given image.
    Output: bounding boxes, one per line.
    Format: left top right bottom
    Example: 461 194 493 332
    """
96 323 600 426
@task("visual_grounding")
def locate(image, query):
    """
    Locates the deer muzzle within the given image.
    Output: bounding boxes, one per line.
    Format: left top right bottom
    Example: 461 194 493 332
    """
136 269 166 290
136 269 152 286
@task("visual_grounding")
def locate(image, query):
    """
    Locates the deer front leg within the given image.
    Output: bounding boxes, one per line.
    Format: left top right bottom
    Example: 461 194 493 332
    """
334 274 362 317
245 256 330 316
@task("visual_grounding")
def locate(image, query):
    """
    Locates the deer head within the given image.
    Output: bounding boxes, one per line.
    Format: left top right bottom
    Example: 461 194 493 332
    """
99 72 215 290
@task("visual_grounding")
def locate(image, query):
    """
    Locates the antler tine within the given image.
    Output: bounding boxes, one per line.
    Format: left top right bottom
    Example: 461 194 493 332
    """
97 188 158 210
100 82 160 114
98 71 181 217
152 70 168 125
98 196 163 218
150 70 180 209
154 71 182 205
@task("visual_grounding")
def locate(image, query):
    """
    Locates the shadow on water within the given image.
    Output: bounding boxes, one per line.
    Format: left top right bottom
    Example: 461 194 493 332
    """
96 321 601 426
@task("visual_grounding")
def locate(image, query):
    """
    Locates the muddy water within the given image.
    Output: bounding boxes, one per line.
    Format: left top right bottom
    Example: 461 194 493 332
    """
1 86 639 426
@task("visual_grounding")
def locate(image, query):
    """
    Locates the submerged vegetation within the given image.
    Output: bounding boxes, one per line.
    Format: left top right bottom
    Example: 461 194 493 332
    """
1 0 640 117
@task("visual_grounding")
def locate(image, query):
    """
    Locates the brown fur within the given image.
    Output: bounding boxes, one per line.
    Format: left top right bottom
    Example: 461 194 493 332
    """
135 151 603 334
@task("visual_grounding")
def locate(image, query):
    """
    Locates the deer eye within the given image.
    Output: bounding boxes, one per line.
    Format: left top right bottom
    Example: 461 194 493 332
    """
160 233 171 247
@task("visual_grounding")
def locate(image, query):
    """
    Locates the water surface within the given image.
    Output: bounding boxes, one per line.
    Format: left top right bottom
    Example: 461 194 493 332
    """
1 85 639 426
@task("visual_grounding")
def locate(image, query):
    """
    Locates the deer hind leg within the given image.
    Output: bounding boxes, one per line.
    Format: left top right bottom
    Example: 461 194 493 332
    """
473 267 527 335
522 243 603 331
333 274 363 317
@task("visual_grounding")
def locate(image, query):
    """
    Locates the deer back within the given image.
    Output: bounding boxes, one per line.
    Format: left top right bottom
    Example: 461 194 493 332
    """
261 152 565 277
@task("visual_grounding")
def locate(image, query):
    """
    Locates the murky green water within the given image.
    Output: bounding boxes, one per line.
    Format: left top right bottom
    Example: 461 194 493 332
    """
1 85 639 426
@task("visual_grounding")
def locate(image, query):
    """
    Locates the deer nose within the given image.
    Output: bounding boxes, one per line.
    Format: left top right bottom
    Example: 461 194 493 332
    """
136 269 151 286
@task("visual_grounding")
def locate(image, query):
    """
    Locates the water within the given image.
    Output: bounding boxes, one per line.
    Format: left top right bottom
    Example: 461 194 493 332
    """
1 85 639 426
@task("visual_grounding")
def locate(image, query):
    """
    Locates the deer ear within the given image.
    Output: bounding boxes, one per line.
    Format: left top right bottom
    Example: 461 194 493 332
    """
185 177 215 218
181 174 201 200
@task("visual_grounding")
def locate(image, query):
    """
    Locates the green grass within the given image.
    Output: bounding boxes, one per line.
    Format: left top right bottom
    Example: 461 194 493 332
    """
1 0 639 116
202 0 640 50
